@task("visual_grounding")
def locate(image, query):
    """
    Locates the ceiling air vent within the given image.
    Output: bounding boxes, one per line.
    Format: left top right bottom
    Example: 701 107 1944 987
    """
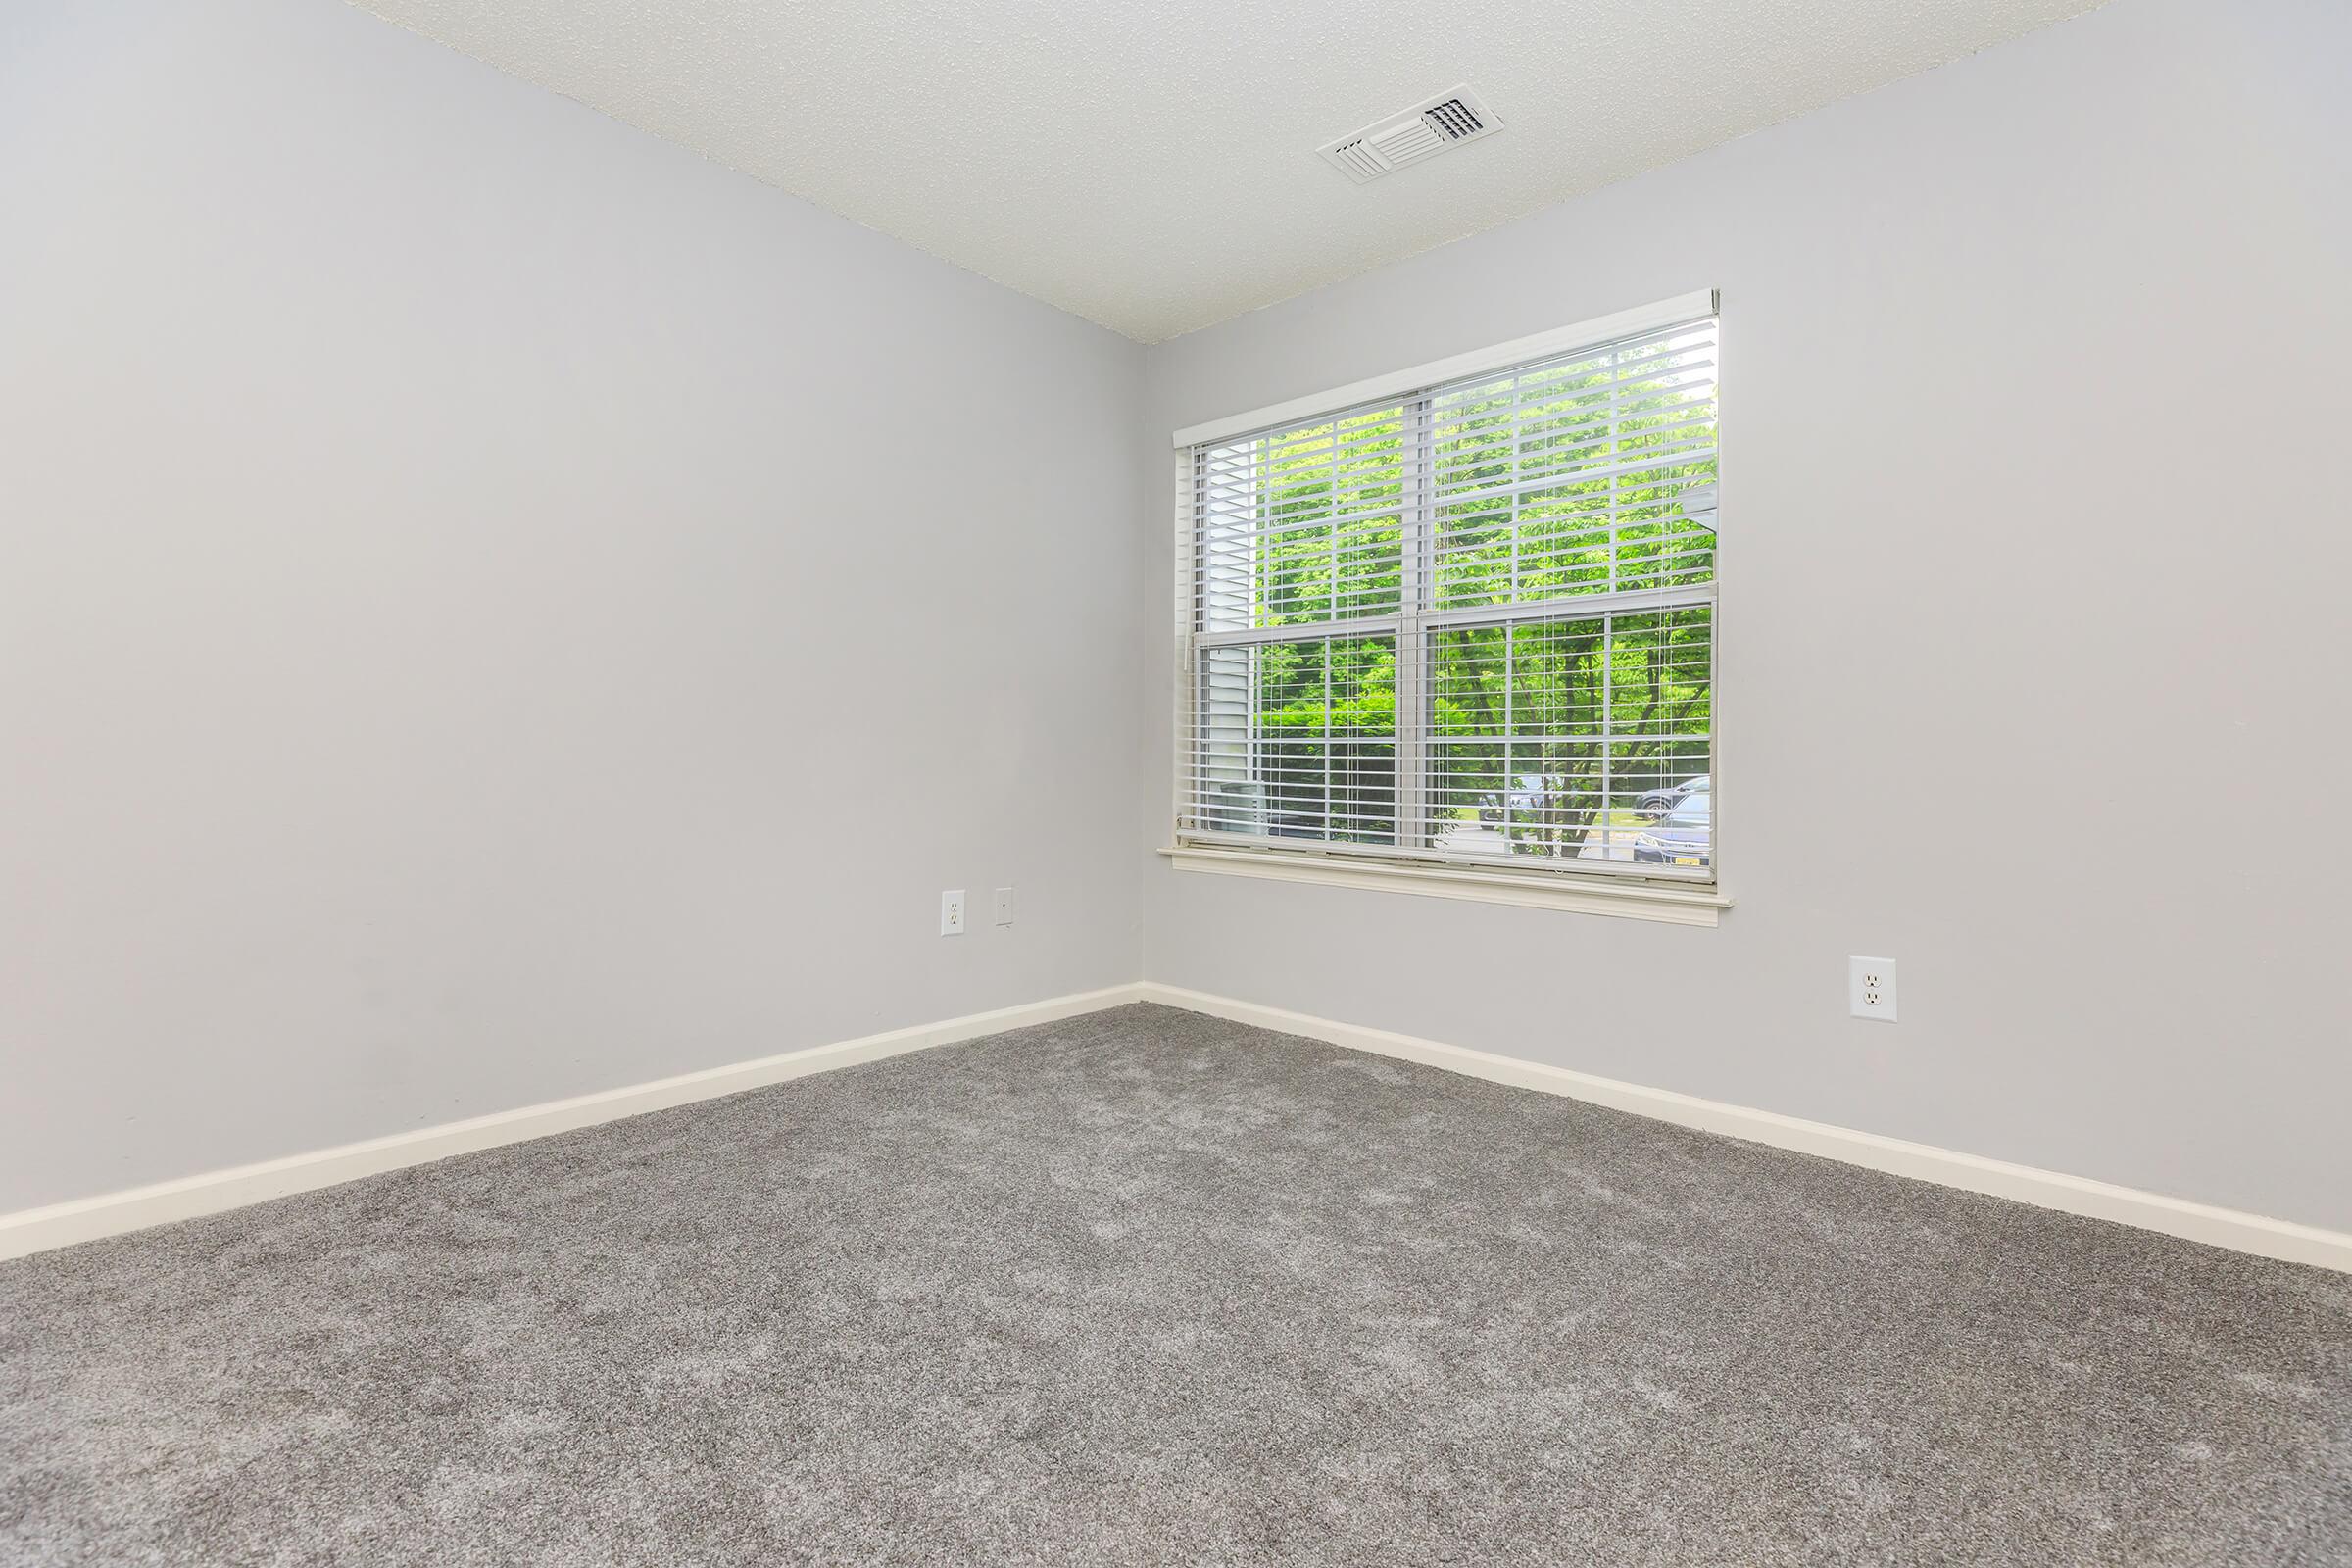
1317 84 1503 184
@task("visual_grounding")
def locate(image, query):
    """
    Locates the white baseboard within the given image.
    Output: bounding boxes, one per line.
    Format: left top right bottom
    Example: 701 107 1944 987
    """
13 979 2345 1276
0 983 1147 1261
1135 982 2352 1275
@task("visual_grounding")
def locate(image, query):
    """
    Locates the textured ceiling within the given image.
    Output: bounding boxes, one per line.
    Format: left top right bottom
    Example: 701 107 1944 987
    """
354 0 2107 342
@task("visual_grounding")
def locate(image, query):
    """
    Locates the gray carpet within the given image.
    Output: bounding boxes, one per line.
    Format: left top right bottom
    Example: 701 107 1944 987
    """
3 1004 2348 1566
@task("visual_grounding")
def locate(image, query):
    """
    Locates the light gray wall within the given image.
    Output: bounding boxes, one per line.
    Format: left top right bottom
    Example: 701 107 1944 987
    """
0 0 1145 1211
1138 0 2352 1230
5 0 2343 1237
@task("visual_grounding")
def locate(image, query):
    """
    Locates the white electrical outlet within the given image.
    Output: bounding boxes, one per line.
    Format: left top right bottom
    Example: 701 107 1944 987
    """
940 890 966 937
992 887 1014 927
1849 956 1897 1021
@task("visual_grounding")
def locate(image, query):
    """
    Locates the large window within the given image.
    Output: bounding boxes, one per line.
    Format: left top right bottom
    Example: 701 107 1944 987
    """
1175 296 1719 885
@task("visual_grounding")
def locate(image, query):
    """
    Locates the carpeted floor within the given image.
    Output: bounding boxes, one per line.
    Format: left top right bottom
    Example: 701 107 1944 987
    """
3 1003 2348 1566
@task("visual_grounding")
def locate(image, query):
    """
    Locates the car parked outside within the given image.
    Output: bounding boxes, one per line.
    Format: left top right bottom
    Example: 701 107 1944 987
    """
1635 774 1709 816
1632 790 1711 868
1477 774 1550 824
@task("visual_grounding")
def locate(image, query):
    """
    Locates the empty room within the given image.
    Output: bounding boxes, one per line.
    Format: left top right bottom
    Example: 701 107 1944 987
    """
3 0 2347 1562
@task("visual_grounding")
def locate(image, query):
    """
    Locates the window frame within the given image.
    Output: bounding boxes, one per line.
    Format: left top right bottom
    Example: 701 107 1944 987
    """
1165 291 1728 922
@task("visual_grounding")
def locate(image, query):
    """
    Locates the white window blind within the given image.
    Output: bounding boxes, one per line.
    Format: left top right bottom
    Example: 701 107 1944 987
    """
1176 300 1720 882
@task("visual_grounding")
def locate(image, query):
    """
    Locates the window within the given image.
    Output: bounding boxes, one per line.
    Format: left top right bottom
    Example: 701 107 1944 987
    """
1173 294 1720 892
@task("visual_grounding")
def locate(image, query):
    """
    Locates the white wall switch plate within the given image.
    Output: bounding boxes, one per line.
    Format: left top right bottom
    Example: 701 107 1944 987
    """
940 890 966 936
992 887 1014 926
1849 956 1897 1021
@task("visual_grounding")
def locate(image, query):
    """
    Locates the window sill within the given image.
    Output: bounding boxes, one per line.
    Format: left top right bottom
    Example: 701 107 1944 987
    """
1159 845 1729 926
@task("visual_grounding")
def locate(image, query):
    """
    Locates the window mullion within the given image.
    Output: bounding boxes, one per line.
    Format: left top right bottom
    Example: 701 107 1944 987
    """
1394 394 1434 849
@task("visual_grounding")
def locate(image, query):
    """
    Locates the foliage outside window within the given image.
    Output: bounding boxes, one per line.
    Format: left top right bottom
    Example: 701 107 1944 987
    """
1179 309 1719 881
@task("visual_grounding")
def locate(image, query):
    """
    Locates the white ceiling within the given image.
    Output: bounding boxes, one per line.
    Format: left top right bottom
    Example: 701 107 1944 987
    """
356 0 2106 343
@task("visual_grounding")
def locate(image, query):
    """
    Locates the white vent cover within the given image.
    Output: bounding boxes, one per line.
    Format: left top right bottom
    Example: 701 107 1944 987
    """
1317 84 1503 184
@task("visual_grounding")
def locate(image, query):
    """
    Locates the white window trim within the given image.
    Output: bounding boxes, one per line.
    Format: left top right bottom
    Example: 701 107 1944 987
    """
1160 844 1729 926
1162 290 1725 924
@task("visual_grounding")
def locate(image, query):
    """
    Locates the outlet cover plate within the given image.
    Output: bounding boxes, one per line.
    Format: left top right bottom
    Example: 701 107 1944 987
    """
1849 956 1897 1021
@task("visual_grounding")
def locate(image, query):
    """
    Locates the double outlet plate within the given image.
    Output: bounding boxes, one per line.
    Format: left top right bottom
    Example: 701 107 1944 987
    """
941 889 1013 936
1850 956 1898 1021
